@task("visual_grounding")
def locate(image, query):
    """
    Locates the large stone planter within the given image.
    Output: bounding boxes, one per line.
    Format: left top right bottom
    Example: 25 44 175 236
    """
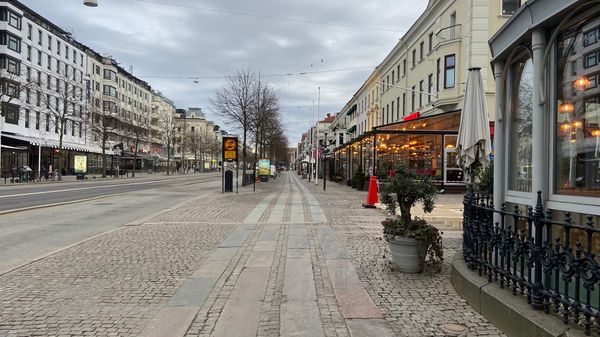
388 237 428 273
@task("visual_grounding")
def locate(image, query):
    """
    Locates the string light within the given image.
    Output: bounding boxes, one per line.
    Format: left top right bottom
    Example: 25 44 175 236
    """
573 76 590 91
558 101 575 114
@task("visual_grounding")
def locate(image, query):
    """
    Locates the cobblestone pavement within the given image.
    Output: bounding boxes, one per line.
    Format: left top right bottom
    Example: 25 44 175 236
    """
304 180 504 337
0 172 504 337
0 182 257 337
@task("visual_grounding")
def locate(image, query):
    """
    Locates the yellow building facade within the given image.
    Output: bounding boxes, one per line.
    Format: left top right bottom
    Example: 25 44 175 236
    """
333 0 517 187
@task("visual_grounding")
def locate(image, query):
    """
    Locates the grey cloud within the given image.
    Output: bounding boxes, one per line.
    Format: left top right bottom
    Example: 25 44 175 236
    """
20 0 427 143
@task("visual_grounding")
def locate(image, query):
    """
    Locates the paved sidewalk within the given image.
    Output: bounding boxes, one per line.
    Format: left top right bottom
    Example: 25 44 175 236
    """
0 172 502 337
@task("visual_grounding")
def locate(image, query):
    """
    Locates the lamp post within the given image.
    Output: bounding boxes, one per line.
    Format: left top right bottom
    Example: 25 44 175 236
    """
323 132 327 191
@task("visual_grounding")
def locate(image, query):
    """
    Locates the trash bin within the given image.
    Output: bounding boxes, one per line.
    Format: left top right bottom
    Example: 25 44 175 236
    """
244 173 255 185
224 170 233 192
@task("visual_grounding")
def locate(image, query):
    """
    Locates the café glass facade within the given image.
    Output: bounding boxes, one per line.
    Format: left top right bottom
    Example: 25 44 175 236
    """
333 111 464 188
490 0 600 215
462 2 600 334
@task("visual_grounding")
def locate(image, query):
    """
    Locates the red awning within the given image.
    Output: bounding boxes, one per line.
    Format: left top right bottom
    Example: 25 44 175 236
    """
403 111 420 121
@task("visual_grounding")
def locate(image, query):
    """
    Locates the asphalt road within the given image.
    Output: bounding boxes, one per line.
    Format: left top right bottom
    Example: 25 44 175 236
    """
0 173 220 213
0 173 222 273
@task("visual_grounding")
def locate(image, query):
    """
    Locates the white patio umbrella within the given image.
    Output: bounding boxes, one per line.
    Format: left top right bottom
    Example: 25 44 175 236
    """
456 67 492 173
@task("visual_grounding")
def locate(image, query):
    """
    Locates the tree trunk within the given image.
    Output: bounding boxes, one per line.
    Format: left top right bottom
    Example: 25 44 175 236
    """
132 137 139 177
398 195 412 224
101 132 107 178
166 143 171 176
57 120 65 180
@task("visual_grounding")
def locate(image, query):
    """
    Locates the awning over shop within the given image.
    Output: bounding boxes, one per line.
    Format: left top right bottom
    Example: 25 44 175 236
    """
1 144 27 150
347 125 357 133
2 134 103 154
375 110 461 133
345 104 357 116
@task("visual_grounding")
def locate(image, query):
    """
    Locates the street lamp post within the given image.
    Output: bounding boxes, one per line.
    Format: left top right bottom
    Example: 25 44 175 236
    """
323 132 327 191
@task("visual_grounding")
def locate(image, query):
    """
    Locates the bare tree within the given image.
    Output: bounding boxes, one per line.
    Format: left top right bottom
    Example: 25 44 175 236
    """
128 112 151 177
35 64 85 178
176 116 189 172
210 70 255 185
86 97 119 177
159 109 177 175
0 70 36 176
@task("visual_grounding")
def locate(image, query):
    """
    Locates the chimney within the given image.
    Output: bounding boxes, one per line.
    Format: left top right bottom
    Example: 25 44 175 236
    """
327 113 331 118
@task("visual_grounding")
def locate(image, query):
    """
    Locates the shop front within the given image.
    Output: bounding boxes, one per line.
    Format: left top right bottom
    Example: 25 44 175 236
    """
333 110 467 190
1 133 104 179
457 2 600 335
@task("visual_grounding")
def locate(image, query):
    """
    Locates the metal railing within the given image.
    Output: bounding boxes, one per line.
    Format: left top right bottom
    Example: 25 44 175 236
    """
463 190 600 335
434 24 461 49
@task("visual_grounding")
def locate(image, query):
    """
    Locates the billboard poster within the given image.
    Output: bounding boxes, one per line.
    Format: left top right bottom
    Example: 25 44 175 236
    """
258 159 270 176
74 155 87 174
222 137 238 162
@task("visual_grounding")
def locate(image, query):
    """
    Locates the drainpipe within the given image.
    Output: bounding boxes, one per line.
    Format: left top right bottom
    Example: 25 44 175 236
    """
531 29 548 203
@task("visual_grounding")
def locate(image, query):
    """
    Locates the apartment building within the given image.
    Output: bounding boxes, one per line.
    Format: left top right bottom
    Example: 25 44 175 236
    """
0 0 184 177
174 107 224 172
150 90 175 156
332 0 518 188
85 47 154 172
0 0 91 176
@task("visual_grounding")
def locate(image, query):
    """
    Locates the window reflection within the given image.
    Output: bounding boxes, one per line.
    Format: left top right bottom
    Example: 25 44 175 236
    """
556 18 600 197
508 57 533 192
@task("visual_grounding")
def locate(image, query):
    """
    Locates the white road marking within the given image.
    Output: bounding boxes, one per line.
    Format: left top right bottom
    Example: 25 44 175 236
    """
0 179 180 199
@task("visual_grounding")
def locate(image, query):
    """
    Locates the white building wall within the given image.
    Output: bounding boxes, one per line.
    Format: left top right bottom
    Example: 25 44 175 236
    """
1 1 87 146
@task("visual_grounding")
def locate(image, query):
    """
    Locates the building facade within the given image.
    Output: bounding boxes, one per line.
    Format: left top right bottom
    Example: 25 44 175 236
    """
0 0 184 178
0 0 91 177
174 107 224 172
85 48 154 173
490 0 600 213
330 0 515 189
456 2 600 334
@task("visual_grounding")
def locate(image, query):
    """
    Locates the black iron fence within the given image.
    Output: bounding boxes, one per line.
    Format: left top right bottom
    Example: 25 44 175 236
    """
463 190 600 335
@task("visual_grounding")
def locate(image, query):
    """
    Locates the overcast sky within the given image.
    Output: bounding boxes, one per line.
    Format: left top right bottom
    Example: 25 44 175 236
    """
20 0 428 145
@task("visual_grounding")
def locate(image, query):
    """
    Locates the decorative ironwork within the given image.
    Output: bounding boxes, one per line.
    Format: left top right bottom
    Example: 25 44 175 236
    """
463 189 600 335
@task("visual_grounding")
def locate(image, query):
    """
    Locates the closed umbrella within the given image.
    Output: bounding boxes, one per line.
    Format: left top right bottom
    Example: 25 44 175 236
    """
456 67 492 175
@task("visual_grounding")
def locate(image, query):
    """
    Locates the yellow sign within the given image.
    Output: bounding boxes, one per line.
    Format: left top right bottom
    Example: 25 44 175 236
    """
74 155 87 174
222 137 238 161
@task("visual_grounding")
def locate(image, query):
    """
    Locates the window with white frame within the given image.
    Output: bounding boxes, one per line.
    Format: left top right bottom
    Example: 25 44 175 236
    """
508 55 533 192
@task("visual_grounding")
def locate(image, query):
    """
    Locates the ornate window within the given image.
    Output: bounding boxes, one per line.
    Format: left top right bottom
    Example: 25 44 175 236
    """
508 56 533 192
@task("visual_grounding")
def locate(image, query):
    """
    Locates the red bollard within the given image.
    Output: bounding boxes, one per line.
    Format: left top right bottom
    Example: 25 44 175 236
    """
362 176 378 208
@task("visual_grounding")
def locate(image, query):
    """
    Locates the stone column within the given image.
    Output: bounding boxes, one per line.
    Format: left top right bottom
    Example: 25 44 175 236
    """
493 61 505 218
532 29 548 203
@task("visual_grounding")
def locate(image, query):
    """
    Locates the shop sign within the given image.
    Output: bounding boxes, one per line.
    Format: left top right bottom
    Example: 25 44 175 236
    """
258 159 270 176
403 111 420 121
222 137 238 162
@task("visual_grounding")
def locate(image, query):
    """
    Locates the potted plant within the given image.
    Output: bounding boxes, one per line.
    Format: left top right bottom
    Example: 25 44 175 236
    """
354 169 366 191
363 174 371 191
380 164 443 273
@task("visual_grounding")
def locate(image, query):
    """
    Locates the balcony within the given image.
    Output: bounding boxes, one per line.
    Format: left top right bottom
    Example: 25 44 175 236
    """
434 24 461 50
